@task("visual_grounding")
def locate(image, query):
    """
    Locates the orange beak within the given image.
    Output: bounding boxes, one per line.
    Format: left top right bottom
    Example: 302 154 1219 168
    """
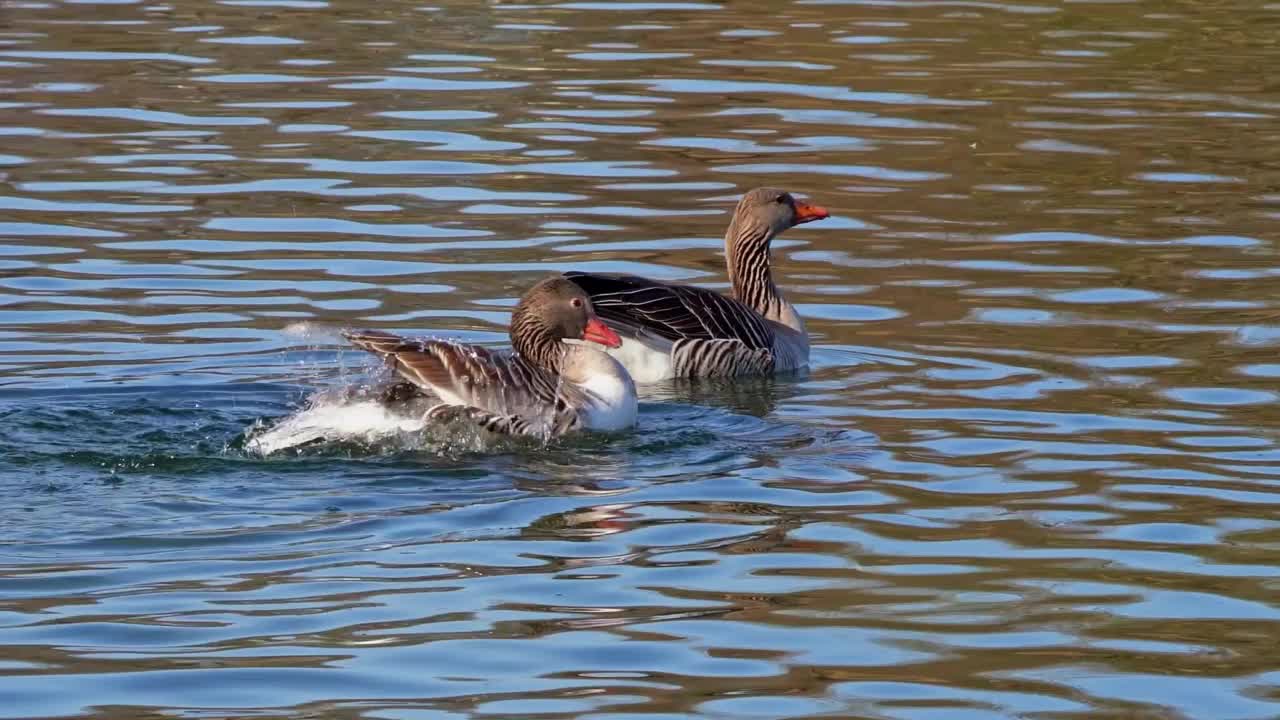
792 201 830 225
582 317 622 348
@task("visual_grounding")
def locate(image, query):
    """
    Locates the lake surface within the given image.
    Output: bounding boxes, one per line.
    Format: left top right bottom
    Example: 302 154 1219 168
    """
2 0 1279 718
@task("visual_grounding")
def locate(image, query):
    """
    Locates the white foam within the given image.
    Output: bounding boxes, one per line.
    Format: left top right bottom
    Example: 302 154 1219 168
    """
247 397 426 456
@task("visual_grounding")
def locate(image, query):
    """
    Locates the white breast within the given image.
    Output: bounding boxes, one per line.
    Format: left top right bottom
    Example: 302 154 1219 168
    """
769 321 810 372
577 369 638 431
560 340 639 431
606 337 675 383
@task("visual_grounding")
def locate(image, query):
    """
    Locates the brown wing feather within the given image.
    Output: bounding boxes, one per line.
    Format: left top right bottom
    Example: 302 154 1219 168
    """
344 330 502 404
342 329 562 424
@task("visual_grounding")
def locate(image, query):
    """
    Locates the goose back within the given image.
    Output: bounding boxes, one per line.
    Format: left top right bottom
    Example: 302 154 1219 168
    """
563 272 774 348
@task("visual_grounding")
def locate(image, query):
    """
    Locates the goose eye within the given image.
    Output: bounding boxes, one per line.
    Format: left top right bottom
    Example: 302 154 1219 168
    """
776 195 789 204
570 297 583 308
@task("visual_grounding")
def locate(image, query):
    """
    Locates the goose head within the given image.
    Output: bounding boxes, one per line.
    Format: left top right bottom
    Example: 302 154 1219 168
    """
733 187 829 238
511 277 621 368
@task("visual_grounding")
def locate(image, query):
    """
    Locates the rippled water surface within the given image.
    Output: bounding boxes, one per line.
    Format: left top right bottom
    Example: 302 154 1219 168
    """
3 0 1280 717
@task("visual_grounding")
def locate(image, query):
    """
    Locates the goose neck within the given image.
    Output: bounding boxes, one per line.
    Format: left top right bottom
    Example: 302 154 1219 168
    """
511 313 563 371
725 216 780 315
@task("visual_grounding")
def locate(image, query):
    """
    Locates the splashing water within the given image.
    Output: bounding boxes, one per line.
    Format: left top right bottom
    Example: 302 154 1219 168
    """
243 380 549 457
244 393 428 456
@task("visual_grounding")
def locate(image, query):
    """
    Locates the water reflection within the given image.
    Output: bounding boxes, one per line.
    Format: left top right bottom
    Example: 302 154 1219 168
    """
1 0 1279 718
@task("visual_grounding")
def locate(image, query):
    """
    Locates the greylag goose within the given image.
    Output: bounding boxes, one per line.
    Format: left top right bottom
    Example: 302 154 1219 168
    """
564 187 829 382
343 277 637 438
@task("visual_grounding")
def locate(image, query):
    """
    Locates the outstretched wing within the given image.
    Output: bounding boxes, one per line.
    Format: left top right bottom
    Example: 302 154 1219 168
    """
342 329 561 423
564 272 774 350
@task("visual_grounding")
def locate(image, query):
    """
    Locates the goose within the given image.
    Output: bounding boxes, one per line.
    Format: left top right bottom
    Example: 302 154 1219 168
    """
343 277 637 438
564 187 829 382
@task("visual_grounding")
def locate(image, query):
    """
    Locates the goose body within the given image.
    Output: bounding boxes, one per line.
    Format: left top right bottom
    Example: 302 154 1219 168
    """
565 188 829 381
344 278 637 438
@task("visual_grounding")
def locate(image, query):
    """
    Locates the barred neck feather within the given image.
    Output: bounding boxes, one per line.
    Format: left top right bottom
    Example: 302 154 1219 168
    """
725 217 784 321
509 310 562 371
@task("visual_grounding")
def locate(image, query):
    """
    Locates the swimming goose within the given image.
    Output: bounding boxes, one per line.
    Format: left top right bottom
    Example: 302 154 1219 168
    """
564 187 829 382
343 277 637 438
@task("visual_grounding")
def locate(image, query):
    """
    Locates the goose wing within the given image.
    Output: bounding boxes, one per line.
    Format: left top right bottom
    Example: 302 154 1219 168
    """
425 404 580 438
343 329 575 434
563 272 773 349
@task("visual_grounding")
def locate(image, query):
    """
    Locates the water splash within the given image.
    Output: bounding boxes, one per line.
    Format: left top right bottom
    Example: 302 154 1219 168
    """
244 393 427 456
242 381 545 457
